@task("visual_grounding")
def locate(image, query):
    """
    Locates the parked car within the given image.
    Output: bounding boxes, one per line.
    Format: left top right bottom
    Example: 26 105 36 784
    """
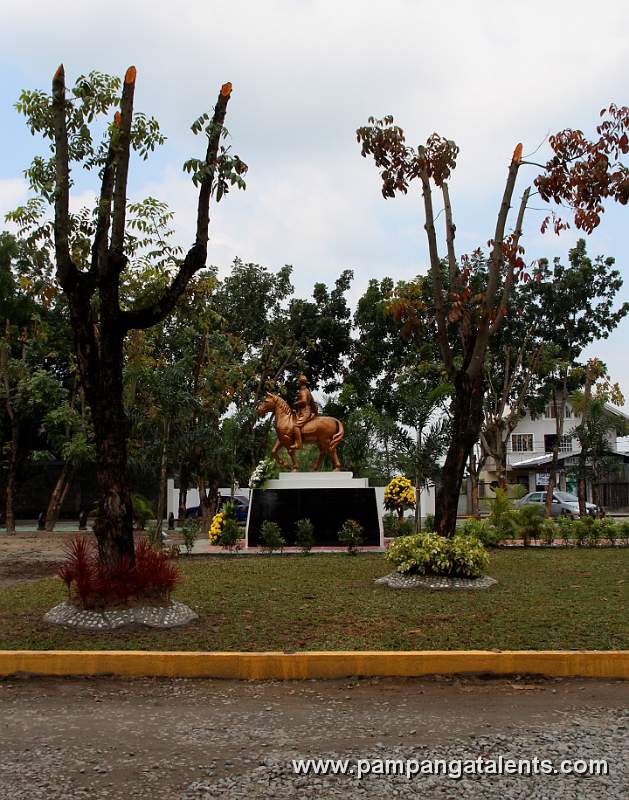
186 495 249 524
514 490 600 519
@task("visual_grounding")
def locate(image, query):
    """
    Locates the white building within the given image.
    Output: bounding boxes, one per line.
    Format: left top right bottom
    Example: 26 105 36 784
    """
482 400 629 506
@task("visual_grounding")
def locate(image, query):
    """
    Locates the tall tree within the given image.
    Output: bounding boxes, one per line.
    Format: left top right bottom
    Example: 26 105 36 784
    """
357 105 628 535
13 66 246 562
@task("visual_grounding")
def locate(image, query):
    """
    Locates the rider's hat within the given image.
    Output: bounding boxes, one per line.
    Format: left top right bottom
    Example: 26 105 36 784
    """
297 373 309 385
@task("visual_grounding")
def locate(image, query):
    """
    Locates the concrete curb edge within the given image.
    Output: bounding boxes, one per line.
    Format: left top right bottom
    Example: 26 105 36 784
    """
0 650 627 680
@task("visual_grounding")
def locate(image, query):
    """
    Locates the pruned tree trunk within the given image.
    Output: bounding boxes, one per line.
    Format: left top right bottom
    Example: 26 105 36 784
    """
153 417 170 545
4 420 19 535
434 372 485 536
544 385 566 518
178 460 190 523
44 462 73 532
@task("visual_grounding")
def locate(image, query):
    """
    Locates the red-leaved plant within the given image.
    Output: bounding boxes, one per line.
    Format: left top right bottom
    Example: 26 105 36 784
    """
57 537 180 609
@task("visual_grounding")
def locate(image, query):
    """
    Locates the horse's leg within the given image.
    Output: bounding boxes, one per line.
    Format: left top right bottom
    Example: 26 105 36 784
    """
284 437 299 472
272 438 291 470
312 445 325 471
330 444 342 471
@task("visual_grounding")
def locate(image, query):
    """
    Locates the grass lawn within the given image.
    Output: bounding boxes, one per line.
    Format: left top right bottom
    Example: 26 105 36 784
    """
0 549 627 651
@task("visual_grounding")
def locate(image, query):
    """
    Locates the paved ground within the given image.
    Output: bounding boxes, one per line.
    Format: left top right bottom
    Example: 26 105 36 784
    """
0 676 626 798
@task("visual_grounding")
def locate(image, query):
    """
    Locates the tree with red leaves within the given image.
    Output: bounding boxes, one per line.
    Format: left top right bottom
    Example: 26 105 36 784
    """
357 106 628 536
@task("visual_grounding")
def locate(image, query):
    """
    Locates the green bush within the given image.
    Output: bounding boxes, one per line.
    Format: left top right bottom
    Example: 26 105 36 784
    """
555 514 574 545
131 493 154 529
594 517 618 546
541 518 556 546
295 518 315 553
338 519 365 555
618 521 629 546
260 520 285 553
485 488 518 538
424 513 435 532
512 504 545 546
383 513 415 537
181 517 201 555
459 518 503 546
219 502 241 551
386 533 489 579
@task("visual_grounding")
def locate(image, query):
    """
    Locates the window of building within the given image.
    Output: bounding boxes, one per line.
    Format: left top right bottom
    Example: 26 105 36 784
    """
558 435 573 453
544 402 572 419
512 433 534 452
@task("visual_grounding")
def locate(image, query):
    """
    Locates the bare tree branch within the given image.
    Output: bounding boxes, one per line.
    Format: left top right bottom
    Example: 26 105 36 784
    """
196 83 233 249
489 185 531 336
418 147 454 377
51 64 77 288
120 243 206 330
441 183 457 288
110 66 136 259
90 136 116 274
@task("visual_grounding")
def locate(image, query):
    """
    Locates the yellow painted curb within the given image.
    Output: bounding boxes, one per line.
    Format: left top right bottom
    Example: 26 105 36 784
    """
0 650 627 680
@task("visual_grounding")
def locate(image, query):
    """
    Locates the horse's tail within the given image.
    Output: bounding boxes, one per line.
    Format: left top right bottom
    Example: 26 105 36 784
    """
329 419 344 450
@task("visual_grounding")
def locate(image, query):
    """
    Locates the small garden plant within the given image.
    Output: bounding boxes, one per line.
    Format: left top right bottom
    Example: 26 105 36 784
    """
181 517 201 555
260 520 285 553
382 513 415 538
295 518 315 553
338 519 365 555
218 502 241 551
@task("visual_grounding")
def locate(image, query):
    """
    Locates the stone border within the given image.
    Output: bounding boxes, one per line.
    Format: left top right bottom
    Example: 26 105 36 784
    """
0 650 627 680
375 571 497 590
44 601 198 630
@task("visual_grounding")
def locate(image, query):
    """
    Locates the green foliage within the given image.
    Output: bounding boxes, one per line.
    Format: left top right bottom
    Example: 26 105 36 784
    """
424 513 435 532
131 493 154 529
382 513 415 538
484 487 519 537
512 504 545 546
386 533 489 578
338 519 365 555
294 518 315 553
459 518 504 547
260 521 285 553
219 502 241 551
181 517 201 555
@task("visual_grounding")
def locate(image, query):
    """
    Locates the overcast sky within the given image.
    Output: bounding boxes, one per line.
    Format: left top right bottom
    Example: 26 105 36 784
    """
1 0 628 401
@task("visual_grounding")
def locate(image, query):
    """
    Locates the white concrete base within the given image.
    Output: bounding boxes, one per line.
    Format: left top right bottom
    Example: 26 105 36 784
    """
265 471 369 489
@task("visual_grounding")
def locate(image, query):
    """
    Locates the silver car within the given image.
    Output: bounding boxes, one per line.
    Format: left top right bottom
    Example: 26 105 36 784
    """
514 490 600 519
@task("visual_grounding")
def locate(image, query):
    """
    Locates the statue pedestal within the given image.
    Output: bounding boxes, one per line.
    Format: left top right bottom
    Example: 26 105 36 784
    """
245 472 384 549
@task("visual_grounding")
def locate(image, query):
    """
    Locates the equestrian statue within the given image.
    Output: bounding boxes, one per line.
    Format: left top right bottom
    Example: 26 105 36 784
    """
256 374 344 471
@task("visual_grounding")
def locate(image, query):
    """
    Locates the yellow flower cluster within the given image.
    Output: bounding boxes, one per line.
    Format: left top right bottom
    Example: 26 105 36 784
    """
384 476 415 509
208 512 224 544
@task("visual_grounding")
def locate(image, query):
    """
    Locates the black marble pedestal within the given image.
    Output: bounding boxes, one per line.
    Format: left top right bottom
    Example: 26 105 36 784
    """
246 487 382 547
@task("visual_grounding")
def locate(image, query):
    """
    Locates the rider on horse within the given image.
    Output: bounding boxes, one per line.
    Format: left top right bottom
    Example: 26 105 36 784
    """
290 374 318 450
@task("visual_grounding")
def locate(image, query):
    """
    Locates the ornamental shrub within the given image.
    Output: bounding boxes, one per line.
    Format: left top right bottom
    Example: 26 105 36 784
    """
386 532 488 579
338 519 365 554
424 513 435 532
618 520 629 546
57 536 179 610
208 510 224 544
384 476 415 517
295 518 315 553
485 488 518 538
219 502 241 551
181 517 201 555
260 520 285 553
383 513 415 537
594 517 617 546
459 517 503 547
512 504 545 546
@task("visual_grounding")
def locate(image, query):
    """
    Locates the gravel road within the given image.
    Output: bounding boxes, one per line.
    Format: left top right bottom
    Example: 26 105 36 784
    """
0 676 626 799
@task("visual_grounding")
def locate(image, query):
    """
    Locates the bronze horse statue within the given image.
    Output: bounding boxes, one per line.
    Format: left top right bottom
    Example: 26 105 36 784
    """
256 393 344 471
